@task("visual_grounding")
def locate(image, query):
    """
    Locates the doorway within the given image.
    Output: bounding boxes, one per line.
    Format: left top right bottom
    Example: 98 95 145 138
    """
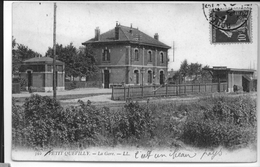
27 71 32 88
160 71 164 85
242 76 250 92
104 70 110 88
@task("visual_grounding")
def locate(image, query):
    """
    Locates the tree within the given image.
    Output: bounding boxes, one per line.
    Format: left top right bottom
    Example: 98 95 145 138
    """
179 59 189 83
12 36 42 74
45 43 99 80
172 59 212 84
74 45 99 80
201 65 212 82
188 62 202 83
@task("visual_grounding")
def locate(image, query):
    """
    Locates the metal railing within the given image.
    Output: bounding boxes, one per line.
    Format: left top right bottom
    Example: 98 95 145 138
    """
112 82 227 101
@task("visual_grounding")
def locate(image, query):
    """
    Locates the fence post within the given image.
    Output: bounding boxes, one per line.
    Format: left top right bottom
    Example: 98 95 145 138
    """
111 85 114 100
124 86 126 100
205 83 207 92
184 84 186 94
154 85 156 96
192 84 193 93
166 84 168 96
199 83 200 92
142 85 144 97
128 86 130 98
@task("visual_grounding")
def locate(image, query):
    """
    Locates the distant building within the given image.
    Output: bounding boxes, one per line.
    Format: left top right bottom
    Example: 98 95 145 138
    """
82 22 171 88
203 66 255 92
19 57 65 92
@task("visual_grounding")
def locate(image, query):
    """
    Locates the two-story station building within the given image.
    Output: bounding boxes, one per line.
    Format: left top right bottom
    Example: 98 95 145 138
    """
82 22 171 88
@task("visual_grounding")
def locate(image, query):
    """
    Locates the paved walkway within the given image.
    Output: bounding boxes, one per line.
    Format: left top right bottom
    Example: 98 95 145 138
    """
12 88 112 98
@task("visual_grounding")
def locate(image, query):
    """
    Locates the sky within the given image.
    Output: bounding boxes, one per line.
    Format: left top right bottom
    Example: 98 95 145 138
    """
11 2 258 71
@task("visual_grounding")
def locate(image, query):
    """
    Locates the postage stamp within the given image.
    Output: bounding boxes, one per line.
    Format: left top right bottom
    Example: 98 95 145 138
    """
210 8 252 44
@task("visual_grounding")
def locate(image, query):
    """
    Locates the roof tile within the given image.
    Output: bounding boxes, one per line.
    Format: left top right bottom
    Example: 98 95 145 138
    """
83 25 171 49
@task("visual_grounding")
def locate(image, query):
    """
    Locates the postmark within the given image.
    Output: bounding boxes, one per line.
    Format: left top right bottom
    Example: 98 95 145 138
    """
202 3 253 44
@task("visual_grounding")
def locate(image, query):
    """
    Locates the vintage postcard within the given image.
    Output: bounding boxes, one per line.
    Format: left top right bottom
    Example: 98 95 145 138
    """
10 2 258 163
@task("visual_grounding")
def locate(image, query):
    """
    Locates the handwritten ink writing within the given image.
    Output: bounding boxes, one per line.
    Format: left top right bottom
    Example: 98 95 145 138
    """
134 150 153 159
154 153 167 158
200 148 222 160
169 148 197 159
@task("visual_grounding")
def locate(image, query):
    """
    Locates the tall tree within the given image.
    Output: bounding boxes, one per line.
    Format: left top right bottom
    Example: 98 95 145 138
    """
188 62 202 82
45 43 98 79
12 36 42 74
172 60 212 84
179 59 189 83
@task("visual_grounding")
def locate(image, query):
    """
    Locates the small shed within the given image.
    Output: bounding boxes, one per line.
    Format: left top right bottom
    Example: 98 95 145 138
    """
19 57 65 92
203 66 255 92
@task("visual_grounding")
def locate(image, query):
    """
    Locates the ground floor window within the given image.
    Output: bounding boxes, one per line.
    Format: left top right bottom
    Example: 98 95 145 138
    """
134 70 139 84
147 70 152 84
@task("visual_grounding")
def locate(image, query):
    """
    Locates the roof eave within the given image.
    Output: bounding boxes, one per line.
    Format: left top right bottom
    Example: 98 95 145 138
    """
82 40 171 49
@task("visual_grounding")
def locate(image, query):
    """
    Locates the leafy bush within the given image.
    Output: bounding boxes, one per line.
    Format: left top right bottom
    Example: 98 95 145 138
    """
19 77 28 91
62 100 108 147
12 98 26 146
22 94 64 147
182 95 257 149
65 81 77 90
112 101 155 145
12 94 257 150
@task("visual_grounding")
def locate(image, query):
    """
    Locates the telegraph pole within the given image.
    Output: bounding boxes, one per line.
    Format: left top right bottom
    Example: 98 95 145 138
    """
53 2 57 99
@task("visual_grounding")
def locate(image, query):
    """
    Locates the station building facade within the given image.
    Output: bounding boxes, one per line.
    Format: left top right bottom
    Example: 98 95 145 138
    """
82 23 171 88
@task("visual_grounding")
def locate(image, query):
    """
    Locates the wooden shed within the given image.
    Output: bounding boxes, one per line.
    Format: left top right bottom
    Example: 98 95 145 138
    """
19 57 65 92
203 66 255 92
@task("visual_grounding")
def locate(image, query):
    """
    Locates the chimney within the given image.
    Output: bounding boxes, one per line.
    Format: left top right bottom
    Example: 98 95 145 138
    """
154 33 159 40
95 27 100 41
129 23 133 33
115 21 120 40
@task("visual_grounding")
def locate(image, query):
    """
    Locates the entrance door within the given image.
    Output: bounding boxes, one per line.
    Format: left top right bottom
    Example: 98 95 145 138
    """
27 71 32 88
242 76 250 92
104 70 110 88
160 71 164 85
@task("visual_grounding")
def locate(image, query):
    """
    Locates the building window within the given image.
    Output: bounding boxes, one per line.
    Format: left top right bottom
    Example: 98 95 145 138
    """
102 48 110 61
147 70 152 84
47 65 53 72
57 65 63 72
134 49 139 61
148 51 152 62
160 52 164 63
134 70 139 84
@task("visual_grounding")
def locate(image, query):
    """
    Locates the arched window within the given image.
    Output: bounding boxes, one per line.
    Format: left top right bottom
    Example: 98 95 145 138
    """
160 52 164 63
134 49 139 61
160 70 164 85
134 70 139 84
148 51 152 62
147 70 152 84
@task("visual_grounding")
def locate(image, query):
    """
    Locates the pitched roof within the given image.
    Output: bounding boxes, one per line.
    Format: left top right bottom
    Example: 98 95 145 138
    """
203 67 255 73
23 57 64 64
83 25 171 49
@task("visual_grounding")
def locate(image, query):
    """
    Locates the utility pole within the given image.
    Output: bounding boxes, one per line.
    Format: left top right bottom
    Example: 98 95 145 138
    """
53 2 57 99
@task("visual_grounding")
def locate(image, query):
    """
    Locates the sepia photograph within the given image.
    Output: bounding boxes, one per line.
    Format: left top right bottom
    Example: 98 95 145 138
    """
8 2 258 163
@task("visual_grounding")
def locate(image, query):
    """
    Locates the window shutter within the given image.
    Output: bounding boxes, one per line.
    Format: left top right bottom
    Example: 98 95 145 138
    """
108 49 111 61
131 49 134 62
102 49 105 61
